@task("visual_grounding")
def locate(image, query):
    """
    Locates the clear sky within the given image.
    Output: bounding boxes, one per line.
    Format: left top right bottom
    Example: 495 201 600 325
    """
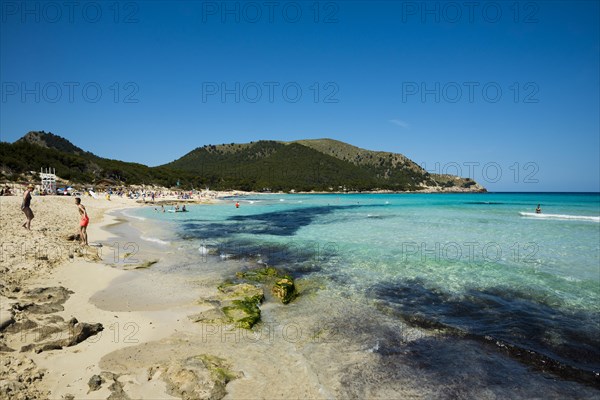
1 0 598 191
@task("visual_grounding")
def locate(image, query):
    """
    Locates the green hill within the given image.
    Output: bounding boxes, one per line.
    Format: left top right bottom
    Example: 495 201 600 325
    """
164 139 484 192
164 140 404 191
0 131 485 192
1 131 187 187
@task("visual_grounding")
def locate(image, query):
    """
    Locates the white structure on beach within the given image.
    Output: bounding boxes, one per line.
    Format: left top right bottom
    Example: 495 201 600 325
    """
40 167 57 194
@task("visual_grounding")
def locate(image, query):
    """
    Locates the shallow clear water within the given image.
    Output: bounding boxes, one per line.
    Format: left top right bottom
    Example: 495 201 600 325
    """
133 193 600 391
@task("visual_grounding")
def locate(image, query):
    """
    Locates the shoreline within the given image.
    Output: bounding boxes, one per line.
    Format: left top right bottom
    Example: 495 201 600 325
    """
18 199 346 399
0 195 344 399
0 195 181 397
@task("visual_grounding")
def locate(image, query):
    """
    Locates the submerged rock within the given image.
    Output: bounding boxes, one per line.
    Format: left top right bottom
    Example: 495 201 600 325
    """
235 266 300 304
191 283 264 329
218 283 264 304
188 308 228 325
222 299 261 330
272 277 297 304
235 266 279 282
162 354 240 400
219 284 263 329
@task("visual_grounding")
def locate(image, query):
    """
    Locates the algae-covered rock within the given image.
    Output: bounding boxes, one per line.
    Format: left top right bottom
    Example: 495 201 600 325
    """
216 280 235 292
272 277 297 304
198 354 241 382
190 283 264 329
235 267 279 282
188 308 228 324
231 267 299 304
222 299 261 329
218 283 264 304
218 283 263 328
163 354 240 400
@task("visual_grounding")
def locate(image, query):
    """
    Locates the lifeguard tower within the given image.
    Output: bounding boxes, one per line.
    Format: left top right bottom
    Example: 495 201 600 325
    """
40 167 57 194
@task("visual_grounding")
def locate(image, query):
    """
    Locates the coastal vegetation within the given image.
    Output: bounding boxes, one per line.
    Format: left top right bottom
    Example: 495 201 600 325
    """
0 131 485 192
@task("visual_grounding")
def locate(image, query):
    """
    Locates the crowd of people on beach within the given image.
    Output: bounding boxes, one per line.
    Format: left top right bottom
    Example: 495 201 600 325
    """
0 185 13 196
3 180 231 203
103 188 218 201
9 183 222 246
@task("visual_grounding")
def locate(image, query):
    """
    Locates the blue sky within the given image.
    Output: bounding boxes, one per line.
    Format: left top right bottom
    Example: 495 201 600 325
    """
1 0 598 191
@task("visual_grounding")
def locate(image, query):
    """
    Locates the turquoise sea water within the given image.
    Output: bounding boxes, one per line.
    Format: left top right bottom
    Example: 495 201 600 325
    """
134 192 600 391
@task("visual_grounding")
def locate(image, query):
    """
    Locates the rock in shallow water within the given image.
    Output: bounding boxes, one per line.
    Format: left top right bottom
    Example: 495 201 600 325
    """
162 354 240 400
235 266 279 282
190 283 264 329
272 277 297 304
219 284 263 329
222 299 261 330
218 282 264 304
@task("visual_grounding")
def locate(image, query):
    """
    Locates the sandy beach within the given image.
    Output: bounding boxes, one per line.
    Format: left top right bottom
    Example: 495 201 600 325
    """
0 193 350 399
0 193 223 399
0 194 139 398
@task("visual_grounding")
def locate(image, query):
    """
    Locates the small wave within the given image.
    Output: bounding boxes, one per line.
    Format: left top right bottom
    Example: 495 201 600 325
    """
141 236 170 245
198 246 209 255
519 212 600 222
122 211 146 221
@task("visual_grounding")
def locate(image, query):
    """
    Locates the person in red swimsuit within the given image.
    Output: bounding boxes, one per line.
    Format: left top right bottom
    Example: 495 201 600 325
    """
75 197 89 246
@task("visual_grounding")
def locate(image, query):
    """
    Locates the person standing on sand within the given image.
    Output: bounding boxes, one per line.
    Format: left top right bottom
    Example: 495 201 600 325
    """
21 185 34 230
75 197 89 245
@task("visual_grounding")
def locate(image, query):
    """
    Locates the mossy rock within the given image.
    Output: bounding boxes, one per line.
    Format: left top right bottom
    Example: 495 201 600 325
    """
272 277 297 304
218 283 264 304
163 354 240 400
222 298 261 329
188 308 228 324
196 354 240 382
216 280 236 292
235 267 280 282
